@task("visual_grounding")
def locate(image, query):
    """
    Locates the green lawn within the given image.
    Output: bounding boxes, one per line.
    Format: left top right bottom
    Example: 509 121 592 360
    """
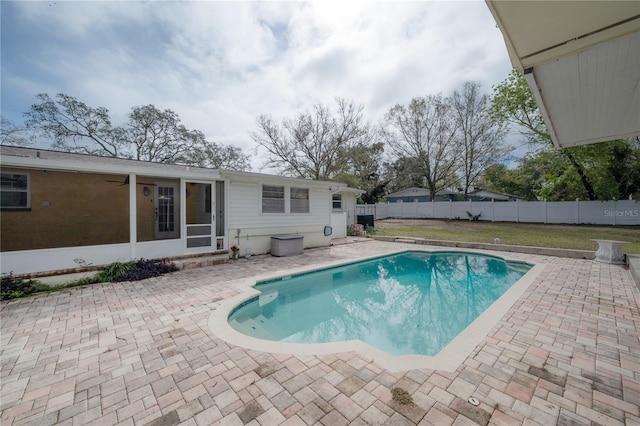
373 219 640 254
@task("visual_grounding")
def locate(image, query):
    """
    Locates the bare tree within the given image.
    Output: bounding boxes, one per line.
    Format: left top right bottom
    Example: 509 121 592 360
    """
24 93 124 156
22 93 250 170
250 98 374 180
382 95 460 200
186 140 251 171
0 116 33 146
126 104 201 163
451 82 511 198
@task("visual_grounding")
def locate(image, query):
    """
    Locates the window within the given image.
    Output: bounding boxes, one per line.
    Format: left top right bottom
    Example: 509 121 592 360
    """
332 194 342 210
262 185 284 213
290 188 309 213
1 172 30 210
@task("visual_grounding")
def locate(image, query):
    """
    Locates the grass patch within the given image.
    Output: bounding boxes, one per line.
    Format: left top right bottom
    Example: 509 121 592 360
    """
391 387 414 405
373 219 640 253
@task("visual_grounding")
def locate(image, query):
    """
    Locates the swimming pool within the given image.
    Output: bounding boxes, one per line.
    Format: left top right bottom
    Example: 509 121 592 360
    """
226 251 532 355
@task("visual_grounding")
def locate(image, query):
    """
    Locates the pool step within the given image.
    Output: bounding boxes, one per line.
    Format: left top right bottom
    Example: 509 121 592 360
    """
229 315 285 340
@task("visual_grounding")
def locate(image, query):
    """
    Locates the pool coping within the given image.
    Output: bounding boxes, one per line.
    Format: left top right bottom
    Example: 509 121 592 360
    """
208 247 545 372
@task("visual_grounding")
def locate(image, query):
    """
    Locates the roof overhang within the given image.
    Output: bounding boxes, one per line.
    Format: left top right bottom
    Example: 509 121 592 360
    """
486 0 640 148
0 145 222 179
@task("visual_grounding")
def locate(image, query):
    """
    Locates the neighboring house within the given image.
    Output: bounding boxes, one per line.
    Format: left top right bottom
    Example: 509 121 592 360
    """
383 187 521 203
0 146 360 275
384 187 457 203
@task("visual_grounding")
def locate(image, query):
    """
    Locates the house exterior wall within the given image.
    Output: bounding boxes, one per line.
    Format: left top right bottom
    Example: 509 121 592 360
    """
1 167 133 251
0 147 358 274
226 180 332 255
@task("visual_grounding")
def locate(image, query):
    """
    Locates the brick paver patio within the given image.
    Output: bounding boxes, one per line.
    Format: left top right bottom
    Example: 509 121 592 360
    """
1 240 639 425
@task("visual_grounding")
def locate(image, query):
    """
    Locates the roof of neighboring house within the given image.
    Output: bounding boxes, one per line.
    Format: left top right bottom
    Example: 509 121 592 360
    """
385 187 455 198
469 189 523 201
485 1 640 148
0 146 361 192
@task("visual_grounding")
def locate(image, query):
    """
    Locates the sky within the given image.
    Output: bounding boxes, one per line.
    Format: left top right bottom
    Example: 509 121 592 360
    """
1 0 519 171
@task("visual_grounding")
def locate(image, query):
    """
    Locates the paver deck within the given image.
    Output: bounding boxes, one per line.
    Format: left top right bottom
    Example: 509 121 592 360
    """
1 240 639 425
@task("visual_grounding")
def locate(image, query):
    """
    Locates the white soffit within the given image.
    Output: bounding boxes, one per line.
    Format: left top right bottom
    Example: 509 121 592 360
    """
486 0 640 148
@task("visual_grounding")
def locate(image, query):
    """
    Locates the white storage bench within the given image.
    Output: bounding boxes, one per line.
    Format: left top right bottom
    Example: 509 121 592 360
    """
271 234 304 257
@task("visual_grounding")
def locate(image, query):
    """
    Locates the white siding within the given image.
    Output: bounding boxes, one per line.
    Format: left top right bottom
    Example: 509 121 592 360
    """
342 193 357 225
227 181 333 255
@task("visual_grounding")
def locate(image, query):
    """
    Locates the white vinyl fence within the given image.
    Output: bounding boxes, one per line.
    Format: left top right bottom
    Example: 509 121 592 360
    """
356 200 640 226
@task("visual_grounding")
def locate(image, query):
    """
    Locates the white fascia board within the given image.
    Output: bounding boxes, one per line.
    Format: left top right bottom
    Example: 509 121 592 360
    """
523 68 563 149
485 0 524 69
221 170 338 189
0 154 221 180
521 19 640 68
486 0 640 69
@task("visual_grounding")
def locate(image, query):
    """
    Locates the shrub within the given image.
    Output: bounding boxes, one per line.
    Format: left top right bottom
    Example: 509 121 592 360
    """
467 211 482 221
97 261 134 282
1 273 49 301
102 258 179 282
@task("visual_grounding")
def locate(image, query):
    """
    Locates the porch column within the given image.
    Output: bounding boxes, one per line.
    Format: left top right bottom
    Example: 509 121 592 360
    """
180 178 187 255
129 173 137 259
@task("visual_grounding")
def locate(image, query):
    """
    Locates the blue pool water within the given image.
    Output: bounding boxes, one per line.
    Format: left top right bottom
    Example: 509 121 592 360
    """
228 251 531 356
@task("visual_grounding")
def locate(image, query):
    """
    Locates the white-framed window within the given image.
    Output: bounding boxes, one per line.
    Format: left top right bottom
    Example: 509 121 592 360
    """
332 194 342 210
262 185 285 213
290 187 309 213
1 172 30 210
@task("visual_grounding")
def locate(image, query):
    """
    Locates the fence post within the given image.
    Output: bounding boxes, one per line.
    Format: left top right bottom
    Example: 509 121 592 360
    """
544 199 547 224
576 199 579 224
516 199 520 223
449 199 453 220
491 199 494 222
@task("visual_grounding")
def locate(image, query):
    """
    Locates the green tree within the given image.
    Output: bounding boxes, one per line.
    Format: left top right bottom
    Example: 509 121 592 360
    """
480 163 535 200
333 141 387 203
382 157 426 195
490 70 598 200
482 140 640 201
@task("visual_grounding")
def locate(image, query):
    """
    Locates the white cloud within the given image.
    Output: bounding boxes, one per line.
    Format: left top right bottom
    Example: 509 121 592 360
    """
1 1 514 170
